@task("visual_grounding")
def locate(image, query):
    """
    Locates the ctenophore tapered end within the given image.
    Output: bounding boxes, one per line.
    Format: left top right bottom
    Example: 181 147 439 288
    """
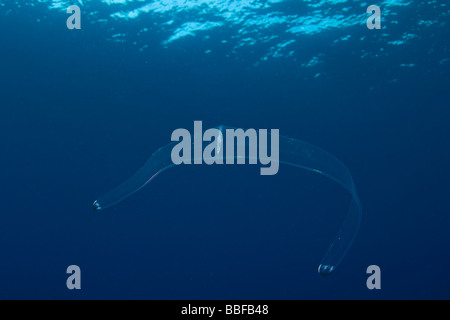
92 200 102 211
318 264 335 276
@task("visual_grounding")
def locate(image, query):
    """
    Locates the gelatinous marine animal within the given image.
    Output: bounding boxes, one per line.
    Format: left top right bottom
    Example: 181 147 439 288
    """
93 126 362 276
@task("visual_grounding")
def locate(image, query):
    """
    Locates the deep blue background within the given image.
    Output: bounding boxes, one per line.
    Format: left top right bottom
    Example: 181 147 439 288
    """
0 3 449 299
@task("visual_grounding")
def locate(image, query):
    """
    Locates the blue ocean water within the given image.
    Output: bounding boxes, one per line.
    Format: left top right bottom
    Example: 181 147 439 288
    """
0 0 449 299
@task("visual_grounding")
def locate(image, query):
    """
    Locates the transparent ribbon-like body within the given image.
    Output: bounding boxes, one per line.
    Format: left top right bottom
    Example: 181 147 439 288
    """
93 126 362 276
